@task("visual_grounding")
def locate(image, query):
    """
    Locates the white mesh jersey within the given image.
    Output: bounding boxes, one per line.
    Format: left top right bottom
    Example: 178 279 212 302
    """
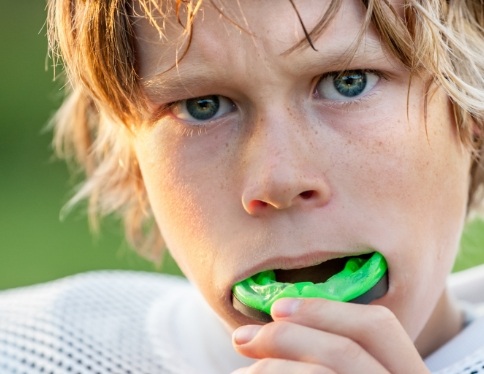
425 265 484 374
0 271 253 374
425 313 484 373
1 269 484 373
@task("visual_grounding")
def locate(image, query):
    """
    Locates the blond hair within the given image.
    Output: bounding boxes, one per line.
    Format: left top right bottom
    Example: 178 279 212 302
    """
47 0 484 262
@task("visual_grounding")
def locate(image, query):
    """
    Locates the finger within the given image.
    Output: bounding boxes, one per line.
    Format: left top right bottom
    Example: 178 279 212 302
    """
270 298 429 374
233 322 389 373
231 358 337 374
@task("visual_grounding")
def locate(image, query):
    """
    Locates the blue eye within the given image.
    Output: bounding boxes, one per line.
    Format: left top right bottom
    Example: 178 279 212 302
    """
316 70 379 100
172 95 235 122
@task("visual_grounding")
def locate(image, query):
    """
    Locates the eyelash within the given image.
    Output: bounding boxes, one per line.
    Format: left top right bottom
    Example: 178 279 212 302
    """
153 69 387 128
313 69 386 108
163 96 235 126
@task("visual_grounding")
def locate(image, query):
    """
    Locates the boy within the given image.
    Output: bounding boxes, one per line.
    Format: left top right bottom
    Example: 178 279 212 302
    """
1 0 484 373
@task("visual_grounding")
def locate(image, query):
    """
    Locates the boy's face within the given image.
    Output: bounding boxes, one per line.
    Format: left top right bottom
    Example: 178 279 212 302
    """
133 0 471 339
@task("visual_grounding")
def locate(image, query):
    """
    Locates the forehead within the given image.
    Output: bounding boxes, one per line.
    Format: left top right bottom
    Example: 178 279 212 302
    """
133 0 403 81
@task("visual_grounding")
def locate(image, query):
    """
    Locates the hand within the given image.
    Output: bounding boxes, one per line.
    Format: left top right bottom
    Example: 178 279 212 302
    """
231 298 430 373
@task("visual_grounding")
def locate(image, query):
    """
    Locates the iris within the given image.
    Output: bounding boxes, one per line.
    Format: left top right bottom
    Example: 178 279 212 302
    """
185 96 220 121
333 71 367 97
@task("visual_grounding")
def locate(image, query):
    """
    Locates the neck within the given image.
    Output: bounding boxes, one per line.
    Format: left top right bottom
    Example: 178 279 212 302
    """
415 288 464 358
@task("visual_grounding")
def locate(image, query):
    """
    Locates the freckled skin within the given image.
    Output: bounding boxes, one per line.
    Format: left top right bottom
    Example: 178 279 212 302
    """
132 0 471 363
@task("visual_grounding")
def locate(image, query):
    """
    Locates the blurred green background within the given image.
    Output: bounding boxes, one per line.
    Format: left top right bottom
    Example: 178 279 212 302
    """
0 2 483 291
0 2 182 290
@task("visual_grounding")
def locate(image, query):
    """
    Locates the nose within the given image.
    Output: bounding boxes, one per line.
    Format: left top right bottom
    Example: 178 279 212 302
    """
241 112 332 216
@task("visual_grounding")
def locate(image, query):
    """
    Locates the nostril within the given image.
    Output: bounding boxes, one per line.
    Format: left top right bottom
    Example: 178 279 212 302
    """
249 200 268 210
299 190 315 200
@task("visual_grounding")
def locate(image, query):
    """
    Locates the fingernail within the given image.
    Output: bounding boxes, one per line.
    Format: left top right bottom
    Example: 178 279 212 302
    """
271 298 301 318
233 325 261 345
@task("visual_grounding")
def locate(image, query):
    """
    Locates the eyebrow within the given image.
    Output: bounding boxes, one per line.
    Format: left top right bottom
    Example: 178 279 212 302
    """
141 67 219 103
295 37 386 67
141 37 388 103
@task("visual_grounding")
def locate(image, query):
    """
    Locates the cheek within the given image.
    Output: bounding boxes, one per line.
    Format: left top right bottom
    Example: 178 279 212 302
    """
316 86 470 339
133 125 241 284
346 95 471 338
341 88 470 231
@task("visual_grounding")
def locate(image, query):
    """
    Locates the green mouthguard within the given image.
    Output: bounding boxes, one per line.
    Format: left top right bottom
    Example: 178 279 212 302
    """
232 252 387 320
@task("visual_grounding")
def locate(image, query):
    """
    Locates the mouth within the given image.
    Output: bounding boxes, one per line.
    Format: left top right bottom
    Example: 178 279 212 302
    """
232 251 388 323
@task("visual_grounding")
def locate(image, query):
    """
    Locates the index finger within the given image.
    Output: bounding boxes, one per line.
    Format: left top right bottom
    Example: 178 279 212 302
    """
270 298 430 374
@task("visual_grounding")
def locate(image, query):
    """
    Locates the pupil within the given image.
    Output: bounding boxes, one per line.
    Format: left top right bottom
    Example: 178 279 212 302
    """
333 71 367 97
186 96 220 120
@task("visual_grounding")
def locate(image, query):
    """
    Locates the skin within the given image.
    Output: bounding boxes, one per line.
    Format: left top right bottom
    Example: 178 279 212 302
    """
132 0 472 372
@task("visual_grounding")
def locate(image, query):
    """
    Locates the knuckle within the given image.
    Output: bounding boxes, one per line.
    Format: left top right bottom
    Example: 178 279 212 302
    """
332 335 363 361
369 305 398 328
349 305 399 341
